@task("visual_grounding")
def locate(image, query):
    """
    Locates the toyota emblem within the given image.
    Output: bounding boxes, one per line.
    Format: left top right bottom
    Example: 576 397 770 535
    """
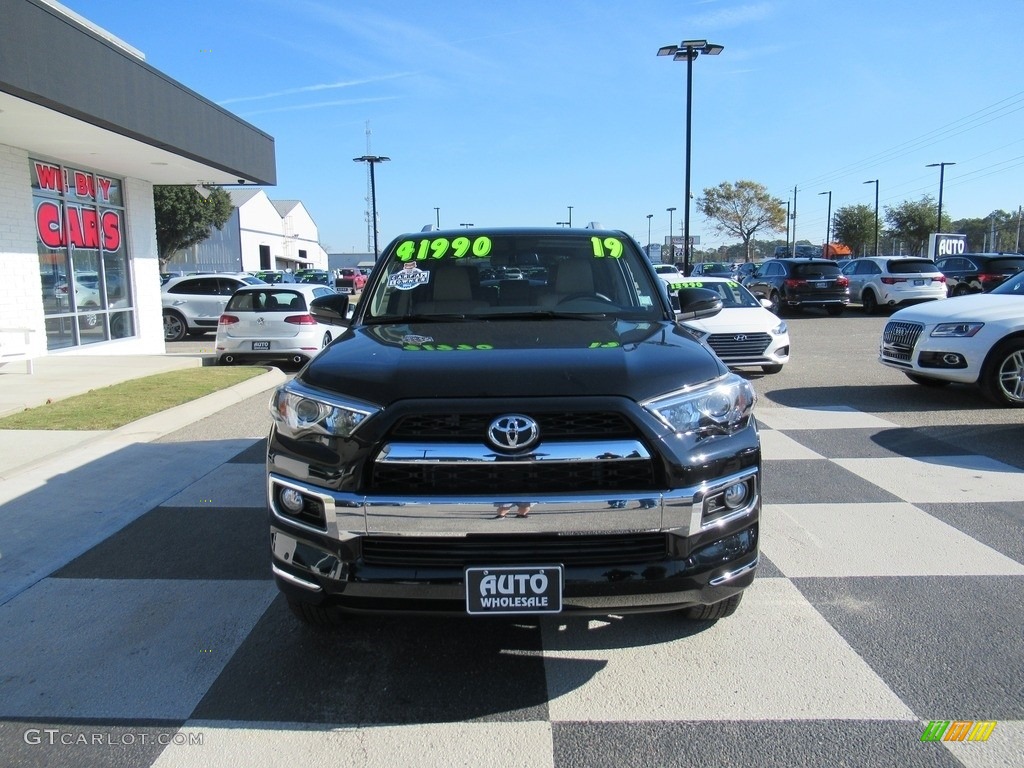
487 414 540 451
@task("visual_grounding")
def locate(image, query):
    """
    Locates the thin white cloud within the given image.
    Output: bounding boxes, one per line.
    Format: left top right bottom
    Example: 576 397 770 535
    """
219 73 413 105
239 96 398 117
690 2 774 28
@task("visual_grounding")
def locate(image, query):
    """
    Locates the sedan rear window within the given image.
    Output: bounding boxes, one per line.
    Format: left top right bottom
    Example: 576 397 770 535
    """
887 259 938 274
226 290 307 311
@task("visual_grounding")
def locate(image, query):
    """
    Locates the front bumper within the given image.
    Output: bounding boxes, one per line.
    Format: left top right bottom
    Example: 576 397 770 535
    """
268 467 760 615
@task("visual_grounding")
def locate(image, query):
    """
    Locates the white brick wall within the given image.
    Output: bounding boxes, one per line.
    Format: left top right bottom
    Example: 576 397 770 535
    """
0 145 165 357
0 144 46 357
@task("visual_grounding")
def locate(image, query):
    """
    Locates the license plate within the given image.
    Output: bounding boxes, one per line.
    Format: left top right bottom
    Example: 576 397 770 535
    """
251 341 270 351
465 565 563 615
815 281 827 288
914 279 924 286
339 287 353 294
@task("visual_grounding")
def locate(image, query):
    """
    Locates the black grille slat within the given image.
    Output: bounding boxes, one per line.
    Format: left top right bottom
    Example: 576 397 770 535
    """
882 321 924 362
391 412 636 439
361 533 668 568
707 332 772 357
372 460 656 494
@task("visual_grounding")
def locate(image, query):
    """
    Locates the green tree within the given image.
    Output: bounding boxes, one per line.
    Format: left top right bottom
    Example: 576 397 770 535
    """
696 180 787 262
883 196 948 256
953 210 1018 251
832 204 877 256
154 185 234 268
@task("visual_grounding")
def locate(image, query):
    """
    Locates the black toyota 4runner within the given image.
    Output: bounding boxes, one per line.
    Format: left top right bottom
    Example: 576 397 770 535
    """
267 227 761 627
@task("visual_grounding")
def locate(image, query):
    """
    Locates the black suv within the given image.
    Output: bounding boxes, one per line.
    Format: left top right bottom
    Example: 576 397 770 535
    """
742 257 850 315
266 227 761 628
934 252 1024 296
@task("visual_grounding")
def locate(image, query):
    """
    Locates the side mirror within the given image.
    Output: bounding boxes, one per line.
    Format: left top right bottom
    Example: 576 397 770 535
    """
310 293 351 326
675 287 722 320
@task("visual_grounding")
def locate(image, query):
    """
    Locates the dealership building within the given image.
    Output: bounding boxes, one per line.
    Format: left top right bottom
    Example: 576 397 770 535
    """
0 0 276 359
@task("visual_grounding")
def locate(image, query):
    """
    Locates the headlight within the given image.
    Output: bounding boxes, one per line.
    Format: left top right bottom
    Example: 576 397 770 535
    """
931 322 983 338
269 380 380 438
771 320 788 336
642 374 756 437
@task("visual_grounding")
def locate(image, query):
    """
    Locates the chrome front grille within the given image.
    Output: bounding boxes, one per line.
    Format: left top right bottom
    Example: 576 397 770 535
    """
707 332 772 358
390 411 637 439
881 320 924 362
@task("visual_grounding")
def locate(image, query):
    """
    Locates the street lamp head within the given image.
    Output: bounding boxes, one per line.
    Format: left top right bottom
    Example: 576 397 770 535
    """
353 155 391 163
659 40 724 58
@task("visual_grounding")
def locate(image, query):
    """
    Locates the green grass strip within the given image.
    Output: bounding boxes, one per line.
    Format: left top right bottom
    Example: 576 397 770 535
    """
0 366 267 431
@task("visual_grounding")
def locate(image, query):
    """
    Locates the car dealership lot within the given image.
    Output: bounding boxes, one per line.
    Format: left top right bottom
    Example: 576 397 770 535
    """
2 316 1021 768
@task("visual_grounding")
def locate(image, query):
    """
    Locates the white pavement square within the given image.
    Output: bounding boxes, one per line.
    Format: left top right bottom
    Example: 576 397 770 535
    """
761 502 1024 577
541 578 916 722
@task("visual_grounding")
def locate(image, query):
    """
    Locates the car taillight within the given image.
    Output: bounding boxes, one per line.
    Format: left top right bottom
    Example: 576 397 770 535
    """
978 273 1003 285
219 314 239 326
284 314 317 325
835 275 849 287
880 277 906 284
783 278 805 288
933 275 946 283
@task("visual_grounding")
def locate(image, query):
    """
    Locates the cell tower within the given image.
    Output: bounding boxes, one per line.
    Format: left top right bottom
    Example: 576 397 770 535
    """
364 121 373 253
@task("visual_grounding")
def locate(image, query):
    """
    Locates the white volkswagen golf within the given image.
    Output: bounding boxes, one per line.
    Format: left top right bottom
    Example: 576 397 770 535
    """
879 269 1024 406
215 283 341 368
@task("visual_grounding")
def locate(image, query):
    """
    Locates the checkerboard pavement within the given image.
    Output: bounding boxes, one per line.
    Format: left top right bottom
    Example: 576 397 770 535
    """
0 403 1021 768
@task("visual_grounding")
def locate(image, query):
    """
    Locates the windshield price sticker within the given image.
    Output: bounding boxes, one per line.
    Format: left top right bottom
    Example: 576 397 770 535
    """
466 565 563 615
396 236 493 262
590 236 624 258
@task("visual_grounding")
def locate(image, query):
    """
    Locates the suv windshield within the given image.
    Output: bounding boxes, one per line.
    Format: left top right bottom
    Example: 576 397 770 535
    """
362 230 664 321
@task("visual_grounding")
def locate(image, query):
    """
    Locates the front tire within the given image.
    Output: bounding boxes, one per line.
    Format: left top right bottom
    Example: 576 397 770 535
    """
682 593 743 621
163 310 187 342
768 291 781 315
980 339 1024 407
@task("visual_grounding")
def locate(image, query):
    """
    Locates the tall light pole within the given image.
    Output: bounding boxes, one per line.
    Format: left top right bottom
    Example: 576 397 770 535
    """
666 207 677 264
863 179 879 256
658 39 723 277
646 214 653 254
819 190 832 249
926 162 955 233
567 206 573 228
353 155 390 259
785 199 791 251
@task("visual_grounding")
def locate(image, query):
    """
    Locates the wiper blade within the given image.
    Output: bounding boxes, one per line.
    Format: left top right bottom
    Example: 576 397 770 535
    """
482 311 611 320
364 313 478 324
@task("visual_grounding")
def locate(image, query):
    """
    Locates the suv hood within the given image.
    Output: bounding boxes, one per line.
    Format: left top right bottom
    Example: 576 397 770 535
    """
892 295 1024 325
300 318 726 404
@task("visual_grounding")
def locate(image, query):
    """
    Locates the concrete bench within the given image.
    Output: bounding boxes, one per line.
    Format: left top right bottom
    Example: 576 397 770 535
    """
0 328 36 374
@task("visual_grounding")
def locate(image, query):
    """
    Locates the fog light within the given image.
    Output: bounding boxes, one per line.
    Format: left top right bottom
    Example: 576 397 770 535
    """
723 482 748 510
280 487 304 513
942 353 963 366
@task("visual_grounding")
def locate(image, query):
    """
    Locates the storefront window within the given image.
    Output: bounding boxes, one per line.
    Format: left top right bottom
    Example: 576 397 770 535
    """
31 159 134 349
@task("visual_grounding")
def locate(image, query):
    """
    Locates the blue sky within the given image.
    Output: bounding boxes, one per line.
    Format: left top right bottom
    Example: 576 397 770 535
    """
67 0 1024 255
